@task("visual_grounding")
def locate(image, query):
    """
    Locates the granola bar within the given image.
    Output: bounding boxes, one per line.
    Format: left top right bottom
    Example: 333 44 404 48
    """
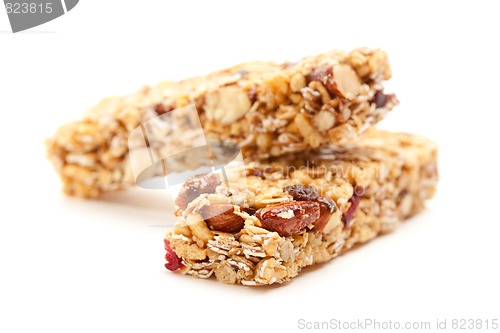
47 48 397 197
164 130 438 285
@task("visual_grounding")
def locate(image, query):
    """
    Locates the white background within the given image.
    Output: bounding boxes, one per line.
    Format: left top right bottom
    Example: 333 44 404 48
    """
1 1 499 332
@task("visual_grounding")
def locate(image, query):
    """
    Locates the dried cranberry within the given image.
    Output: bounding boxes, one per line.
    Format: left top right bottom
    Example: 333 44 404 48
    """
284 185 319 201
342 195 360 227
164 240 182 271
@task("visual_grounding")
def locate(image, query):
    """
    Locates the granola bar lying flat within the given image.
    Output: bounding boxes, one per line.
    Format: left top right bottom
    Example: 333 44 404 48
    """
47 48 397 197
164 130 438 285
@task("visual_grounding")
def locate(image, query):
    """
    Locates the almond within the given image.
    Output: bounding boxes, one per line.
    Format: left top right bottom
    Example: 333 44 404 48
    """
307 65 361 99
204 86 251 125
290 73 306 92
313 196 338 232
199 204 245 233
329 65 361 99
257 201 320 236
313 110 336 132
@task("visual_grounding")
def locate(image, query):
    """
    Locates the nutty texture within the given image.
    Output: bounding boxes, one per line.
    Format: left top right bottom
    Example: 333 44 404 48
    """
257 201 320 236
199 204 245 233
175 173 221 210
204 86 252 125
47 48 397 198
329 65 362 98
307 65 361 99
282 186 336 233
165 130 439 286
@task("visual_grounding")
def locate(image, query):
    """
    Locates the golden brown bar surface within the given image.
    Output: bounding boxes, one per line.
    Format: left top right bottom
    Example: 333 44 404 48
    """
164 130 438 285
47 48 396 198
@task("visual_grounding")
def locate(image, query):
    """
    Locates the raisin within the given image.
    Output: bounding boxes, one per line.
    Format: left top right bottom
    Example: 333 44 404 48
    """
283 185 319 201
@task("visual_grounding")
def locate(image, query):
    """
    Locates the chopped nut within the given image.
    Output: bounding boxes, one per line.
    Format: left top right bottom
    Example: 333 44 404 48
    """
347 49 368 67
399 193 414 217
204 86 251 125
199 204 245 233
329 65 361 99
257 201 320 236
290 73 306 92
294 113 323 148
290 73 307 92
313 110 336 132
313 197 338 232
187 214 214 244
307 65 360 99
368 49 391 80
